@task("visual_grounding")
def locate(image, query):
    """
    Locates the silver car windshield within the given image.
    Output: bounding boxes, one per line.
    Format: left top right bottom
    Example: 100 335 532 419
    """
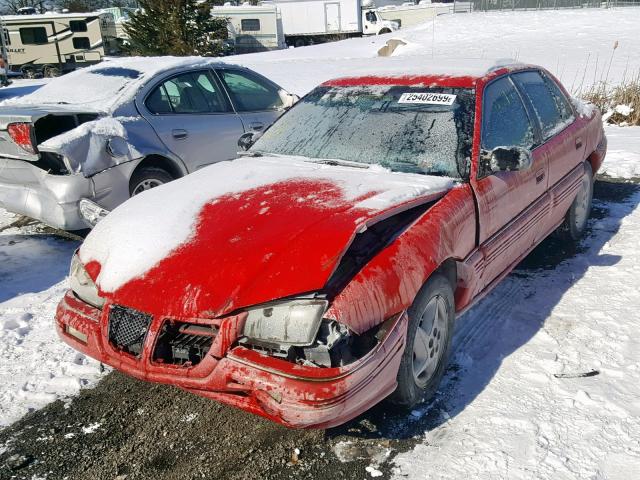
252 85 475 179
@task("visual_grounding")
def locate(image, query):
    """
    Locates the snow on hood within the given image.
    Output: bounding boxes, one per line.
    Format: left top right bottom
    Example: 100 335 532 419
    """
3 56 231 113
80 156 455 313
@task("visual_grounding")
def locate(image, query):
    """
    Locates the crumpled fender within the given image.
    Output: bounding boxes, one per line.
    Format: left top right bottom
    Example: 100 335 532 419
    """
37 116 175 177
325 184 477 334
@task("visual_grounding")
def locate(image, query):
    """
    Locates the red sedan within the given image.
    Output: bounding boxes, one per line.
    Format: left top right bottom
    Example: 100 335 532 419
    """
56 61 606 428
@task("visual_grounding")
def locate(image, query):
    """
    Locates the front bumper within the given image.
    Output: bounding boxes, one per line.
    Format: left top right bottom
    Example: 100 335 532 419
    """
56 291 408 429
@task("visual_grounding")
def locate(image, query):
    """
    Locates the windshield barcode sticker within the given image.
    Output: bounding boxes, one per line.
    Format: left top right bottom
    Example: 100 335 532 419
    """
398 93 457 105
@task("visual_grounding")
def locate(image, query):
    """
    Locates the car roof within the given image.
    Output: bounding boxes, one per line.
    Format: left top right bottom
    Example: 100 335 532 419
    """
321 57 532 89
3 56 247 113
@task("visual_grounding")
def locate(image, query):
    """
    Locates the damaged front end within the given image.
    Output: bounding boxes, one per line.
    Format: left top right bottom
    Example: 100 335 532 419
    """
237 298 387 369
57 164 451 427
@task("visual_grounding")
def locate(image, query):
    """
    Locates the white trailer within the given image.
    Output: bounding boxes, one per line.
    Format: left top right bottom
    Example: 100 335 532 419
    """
0 12 118 78
376 1 451 28
212 4 285 54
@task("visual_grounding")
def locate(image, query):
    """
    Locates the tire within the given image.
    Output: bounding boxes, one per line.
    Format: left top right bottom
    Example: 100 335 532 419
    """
389 273 455 408
43 65 60 78
129 167 173 197
556 162 593 242
21 67 36 79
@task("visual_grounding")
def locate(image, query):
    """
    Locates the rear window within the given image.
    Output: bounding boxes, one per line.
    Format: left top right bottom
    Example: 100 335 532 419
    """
73 37 91 49
241 19 260 31
70 20 88 32
20 27 47 45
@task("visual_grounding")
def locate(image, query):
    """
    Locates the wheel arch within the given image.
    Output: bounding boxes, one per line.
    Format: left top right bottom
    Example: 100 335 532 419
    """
129 155 185 185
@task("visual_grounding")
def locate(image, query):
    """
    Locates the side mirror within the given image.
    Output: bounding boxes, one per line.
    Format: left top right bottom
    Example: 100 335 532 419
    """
238 132 255 151
485 146 533 173
280 91 299 109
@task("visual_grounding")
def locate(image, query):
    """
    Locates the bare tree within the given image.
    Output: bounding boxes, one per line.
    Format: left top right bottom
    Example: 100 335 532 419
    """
0 0 47 14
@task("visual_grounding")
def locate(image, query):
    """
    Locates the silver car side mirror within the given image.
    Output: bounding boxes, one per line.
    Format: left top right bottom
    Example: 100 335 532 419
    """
238 132 256 151
487 146 533 173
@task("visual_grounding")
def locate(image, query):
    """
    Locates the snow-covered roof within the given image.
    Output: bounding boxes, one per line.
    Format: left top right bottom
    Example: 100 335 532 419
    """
0 12 107 21
3 56 231 113
323 56 522 82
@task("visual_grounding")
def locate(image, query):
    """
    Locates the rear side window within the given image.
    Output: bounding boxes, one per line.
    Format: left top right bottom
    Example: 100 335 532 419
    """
481 76 535 153
241 19 260 31
20 27 47 45
512 71 574 139
72 37 90 49
217 69 283 112
145 71 228 114
70 20 88 32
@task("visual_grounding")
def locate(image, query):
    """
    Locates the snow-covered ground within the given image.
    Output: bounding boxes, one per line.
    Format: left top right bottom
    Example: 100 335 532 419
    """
234 8 640 97
392 168 640 479
1 6 640 478
0 212 105 426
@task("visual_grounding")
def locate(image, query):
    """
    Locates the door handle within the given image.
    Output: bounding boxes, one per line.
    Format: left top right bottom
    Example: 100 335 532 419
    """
249 122 264 132
575 137 583 150
535 169 545 184
172 129 188 140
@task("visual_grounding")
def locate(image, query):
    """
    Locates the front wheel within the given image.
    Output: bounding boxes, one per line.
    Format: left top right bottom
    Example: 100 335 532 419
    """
556 162 593 242
389 273 454 408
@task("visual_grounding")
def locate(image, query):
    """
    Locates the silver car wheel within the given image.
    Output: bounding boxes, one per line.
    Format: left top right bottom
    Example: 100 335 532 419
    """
412 294 448 387
132 179 164 196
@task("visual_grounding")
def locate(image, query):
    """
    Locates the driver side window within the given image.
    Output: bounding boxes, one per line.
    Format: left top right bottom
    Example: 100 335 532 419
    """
482 77 535 152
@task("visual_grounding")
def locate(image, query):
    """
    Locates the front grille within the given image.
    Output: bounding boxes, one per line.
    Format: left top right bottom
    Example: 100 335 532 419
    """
153 321 218 367
108 305 152 357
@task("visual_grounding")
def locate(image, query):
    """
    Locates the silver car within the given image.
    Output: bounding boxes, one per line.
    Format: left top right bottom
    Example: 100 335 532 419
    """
0 57 296 230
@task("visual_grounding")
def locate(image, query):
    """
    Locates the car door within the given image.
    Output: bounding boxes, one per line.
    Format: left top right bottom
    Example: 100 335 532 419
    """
140 69 245 171
511 70 581 185
511 70 587 231
215 68 285 135
471 75 550 290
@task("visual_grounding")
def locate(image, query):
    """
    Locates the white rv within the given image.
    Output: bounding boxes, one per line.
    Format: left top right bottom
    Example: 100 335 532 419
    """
376 1 451 28
0 12 118 78
212 4 285 53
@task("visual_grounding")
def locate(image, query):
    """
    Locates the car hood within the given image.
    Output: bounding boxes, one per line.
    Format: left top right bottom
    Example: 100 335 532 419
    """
80 156 455 318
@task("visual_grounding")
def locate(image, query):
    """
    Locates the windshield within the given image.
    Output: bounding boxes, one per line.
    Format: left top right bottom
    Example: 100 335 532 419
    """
252 85 475 179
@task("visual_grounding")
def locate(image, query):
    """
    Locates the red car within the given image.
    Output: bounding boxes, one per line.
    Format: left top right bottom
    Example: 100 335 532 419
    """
56 60 606 428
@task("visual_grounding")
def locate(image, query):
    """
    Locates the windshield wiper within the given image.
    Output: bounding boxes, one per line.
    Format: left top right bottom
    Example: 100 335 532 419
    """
305 158 370 169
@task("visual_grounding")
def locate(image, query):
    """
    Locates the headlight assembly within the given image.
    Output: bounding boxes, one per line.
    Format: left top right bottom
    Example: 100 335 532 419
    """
242 299 328 347
69 254 105 309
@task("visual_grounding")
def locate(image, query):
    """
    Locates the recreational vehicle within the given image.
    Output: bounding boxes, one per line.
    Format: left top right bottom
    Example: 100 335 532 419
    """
0 12 118 78
212 4 285 53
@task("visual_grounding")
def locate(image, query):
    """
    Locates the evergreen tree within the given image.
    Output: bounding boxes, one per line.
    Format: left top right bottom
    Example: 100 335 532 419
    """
124 0 228 57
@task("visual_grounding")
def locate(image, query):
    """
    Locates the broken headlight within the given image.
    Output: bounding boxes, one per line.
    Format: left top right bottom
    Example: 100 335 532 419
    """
79 198 110 227
69 254 104 309
241 299 328 348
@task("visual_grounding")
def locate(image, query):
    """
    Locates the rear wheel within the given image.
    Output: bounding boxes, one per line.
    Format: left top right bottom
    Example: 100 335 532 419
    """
129 167 173 196
389 273 454 408
43 65 60 78
21 67 36 79
556 162 593 242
